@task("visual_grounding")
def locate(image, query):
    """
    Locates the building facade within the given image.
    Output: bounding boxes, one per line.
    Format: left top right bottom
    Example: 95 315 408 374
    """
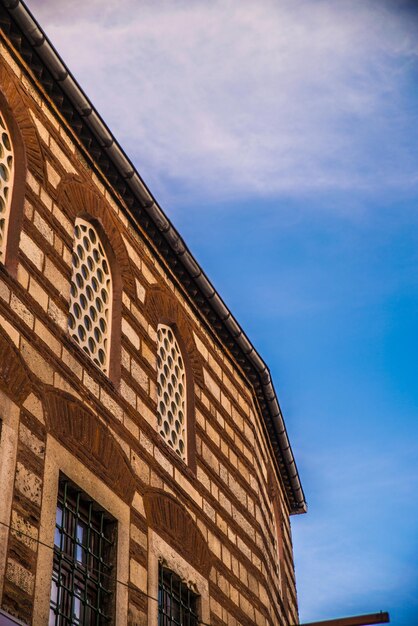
0 2 306 625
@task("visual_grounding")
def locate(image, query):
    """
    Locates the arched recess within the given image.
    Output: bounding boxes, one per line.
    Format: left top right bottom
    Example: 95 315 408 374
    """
42 387 136 505
146 285 204 472
143 488 212 578
0 60 45 276
0 324 32 404
57 175 136 299
58 176 136 384
146 285 204 386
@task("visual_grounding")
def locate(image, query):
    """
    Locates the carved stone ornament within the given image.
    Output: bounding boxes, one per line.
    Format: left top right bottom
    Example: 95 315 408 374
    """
143 488 212 578
0 324 32 404
43 387 136 504
57 175 136 299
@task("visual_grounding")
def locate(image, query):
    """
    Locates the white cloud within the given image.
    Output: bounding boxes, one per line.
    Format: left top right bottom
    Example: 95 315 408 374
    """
291 441 418 620
27 0 418 203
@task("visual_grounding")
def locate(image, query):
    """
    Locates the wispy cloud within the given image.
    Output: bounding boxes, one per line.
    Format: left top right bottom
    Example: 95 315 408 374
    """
291 442 418 621
23 5 418 625
28 0 418 204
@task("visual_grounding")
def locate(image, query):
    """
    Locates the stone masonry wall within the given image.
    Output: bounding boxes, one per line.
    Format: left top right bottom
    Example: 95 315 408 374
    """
0 32 299 626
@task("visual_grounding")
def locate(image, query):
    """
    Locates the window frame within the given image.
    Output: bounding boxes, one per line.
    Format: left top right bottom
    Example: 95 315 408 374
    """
68 217 114 377
154 321 197 473
50 475 117 626
0 109 15 265
0 609 29 625
147 529 210 626
67 214 122 386
158 563 199 626
156 323 188 463
33 436 129 625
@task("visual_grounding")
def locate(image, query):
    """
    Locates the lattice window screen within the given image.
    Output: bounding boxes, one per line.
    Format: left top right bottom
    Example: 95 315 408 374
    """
157 324 187 460
0 112 14 263
68 218 112 374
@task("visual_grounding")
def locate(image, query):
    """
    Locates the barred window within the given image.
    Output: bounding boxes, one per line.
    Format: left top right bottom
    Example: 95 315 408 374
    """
158 564 199 626
0 111 14 263
49 476 116 626
157 325 187 461
68 218 112 374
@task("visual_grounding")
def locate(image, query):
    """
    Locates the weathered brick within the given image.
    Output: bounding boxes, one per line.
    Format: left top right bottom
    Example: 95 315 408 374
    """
44 258 69 298
21 338 54 384
10 509 38 551
130 558 147 592
6 559 35 595
20 232 44 270
203 368 221 402
49 137 76 173
33 211 54 245
35 318 61 355
122 318 140 349
15 463 42 506
10 294 34 329
28 276 48 310
19 423 45 459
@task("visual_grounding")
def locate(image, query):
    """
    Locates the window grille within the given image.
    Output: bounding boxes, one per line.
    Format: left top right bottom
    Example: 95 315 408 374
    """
158 564 199 626
49 477 116 626
0 112 14 263
156 325 187 461
68 218 112 374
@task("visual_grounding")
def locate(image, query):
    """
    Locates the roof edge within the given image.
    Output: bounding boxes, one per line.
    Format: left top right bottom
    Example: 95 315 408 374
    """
1 0 307 514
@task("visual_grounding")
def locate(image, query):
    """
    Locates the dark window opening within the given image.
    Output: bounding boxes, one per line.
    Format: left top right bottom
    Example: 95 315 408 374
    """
158 564 199 626
49 476 116 626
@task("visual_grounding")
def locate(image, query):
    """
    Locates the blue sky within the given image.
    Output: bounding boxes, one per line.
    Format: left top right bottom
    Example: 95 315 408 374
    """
28 1 418 624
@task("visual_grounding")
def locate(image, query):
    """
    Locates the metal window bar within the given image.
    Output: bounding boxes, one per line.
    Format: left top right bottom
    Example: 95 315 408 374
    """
158 564 199 626
49 477 116 626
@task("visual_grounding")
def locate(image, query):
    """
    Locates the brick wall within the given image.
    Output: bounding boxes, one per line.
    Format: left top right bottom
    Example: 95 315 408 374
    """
0 33 299 626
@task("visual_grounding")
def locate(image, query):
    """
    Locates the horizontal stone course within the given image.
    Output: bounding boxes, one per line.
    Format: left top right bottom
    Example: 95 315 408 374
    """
0 35 299 626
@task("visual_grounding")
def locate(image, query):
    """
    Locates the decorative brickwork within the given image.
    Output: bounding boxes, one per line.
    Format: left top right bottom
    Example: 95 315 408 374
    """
42 388 136 504
0 16 301 626
0 325 32 404
0 60 45 183
144 488 212 578
57 175 136 298
57 175 140 384
0 60 45 277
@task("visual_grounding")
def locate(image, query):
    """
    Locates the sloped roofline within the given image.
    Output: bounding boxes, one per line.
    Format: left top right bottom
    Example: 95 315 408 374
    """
1 0 307 513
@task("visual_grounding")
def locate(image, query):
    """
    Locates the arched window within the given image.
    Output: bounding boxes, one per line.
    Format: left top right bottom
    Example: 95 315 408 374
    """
68 217 112 374
0 111 15 263
157 324 187 461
